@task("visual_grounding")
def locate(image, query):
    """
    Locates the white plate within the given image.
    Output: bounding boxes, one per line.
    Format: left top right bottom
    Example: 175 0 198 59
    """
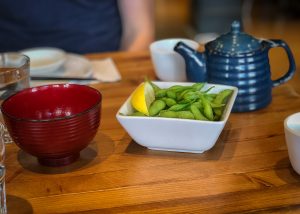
21 47 67 74
30 54 92 78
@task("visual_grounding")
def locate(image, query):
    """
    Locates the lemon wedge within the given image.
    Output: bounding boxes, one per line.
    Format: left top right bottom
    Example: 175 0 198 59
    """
131 81 155 116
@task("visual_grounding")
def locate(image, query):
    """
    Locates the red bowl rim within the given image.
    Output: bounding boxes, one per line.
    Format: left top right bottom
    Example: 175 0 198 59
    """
1 84 102 122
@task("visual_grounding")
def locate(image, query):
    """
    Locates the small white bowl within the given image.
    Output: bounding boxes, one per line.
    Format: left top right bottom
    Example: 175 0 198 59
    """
116 81 238 153
284 112 300 174
21 47 66 74
150 39 199 82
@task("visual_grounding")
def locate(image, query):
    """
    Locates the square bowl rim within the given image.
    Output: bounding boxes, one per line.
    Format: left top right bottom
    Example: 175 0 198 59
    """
116 81 238 123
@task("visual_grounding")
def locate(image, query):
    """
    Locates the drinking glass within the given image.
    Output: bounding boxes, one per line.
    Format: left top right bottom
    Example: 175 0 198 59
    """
0 53 30 104
0 123 6 214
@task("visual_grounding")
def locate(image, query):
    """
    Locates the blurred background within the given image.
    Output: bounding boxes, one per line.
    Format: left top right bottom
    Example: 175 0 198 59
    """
154 0 300 74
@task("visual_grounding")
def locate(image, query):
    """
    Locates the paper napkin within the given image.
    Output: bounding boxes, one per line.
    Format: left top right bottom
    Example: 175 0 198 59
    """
91 58 121 82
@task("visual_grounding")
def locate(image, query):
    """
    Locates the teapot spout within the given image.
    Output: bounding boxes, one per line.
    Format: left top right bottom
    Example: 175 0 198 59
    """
174 41 207 82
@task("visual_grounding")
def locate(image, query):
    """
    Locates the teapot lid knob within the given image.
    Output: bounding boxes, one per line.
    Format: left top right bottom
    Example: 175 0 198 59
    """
205 20 262 55
231 21 241 33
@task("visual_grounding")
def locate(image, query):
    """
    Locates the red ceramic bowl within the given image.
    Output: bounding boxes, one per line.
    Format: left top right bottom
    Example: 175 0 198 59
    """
1 84 102 167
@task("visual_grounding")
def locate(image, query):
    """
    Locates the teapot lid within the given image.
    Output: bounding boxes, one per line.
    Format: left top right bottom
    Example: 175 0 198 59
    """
205 21 261 55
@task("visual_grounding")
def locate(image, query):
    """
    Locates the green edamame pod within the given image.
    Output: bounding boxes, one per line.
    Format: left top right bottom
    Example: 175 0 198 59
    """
190 104 208 120
183 91 200 102
206 93 217 99
178 99 190 104
200 95 214 121
177 100 190 104
213 89 233 104
210 102 225 108
191 82 205 91
182 104 193 111
155 89 167 98
166 90 177 99
149 100 166 116
193 101 203 110
204 94 217 102
213 89 233 116
168 85 191 93
177 111 195 120
177 89 191 101
164 98 177 107
130 111 146 117
168 103 190 111
159 110 178 118
213 108 222 117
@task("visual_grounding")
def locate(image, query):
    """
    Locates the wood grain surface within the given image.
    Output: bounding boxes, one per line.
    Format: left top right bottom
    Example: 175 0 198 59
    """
4 48 300 214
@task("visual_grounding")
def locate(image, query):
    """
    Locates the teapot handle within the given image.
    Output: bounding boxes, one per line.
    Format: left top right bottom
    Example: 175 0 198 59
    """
263 39 296 87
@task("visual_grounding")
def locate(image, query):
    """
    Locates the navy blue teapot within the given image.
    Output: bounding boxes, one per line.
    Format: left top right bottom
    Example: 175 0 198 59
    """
174 21 296 112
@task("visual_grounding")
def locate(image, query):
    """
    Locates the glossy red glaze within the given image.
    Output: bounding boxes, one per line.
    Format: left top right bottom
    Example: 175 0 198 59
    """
1 84 102 167
2 84 101 120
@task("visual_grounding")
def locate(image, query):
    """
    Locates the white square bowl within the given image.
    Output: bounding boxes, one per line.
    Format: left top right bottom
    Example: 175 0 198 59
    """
116 82 238 153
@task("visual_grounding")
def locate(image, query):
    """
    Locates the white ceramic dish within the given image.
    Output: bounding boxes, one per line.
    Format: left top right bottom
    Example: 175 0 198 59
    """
116 81 238 153
30 53 92 78
150 38 199 82
284 112 300 174
21 47 67 74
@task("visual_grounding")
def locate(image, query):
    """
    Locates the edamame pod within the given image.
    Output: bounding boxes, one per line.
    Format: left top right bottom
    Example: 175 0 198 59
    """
178 99 190 104
183 91 200 102
149 100 166 116
207 93 217 98
130 111 146 116
168 85 191 93
159 110 178 118
204 94 217 102
166 90 177 99
177 111 195 120
213 89 233 105
190 104 208 120
168 103 190 111
163 97 177 107
213 89 233 116
155 89 167 98
210 102 225 108
193 101 203 110
213 108 222 117
200 95 214 121
191 82 205 91
177 89 191 101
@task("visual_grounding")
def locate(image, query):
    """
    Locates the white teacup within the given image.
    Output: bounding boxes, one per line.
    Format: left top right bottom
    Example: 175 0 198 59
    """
150 38 199 82
284 112 300 174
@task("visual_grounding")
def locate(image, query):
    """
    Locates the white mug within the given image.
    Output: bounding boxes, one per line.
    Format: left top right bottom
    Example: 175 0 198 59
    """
284 112 300 174
150 38 199 82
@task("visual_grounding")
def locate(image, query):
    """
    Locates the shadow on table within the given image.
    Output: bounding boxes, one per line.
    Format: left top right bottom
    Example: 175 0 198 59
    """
274 157 300 184
7 195 33 214
16 132 115 174
124 122 236 161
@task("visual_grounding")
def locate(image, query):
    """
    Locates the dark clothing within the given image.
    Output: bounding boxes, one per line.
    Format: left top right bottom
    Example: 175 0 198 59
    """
0 0 122 54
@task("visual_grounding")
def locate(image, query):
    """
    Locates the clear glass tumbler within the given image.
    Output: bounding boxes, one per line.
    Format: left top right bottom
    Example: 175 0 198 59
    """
0 123 6 214
0 53 30 104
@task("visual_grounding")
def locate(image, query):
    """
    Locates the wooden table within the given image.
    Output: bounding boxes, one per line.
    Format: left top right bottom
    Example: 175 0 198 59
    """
5 50 300 213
